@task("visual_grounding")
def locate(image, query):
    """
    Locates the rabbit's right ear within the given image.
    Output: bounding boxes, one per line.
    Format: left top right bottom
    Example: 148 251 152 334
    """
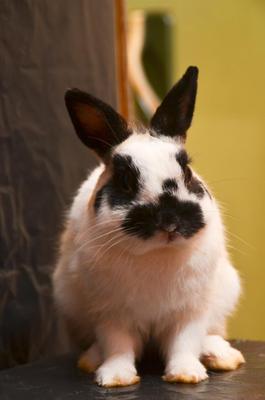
65 89 130 159
150 66 198 141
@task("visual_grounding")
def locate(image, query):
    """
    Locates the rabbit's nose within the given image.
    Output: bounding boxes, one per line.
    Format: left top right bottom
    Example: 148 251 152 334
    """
160 223 177 233
161 225 179 242
159 223 180 242
157 215 180 234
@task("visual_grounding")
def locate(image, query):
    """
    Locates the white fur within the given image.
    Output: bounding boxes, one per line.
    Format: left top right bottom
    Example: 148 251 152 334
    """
53 130 243 386
96 354 138 387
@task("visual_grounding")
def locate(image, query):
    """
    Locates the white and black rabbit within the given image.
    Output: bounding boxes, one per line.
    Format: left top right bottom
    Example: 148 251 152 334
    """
53 66 245 387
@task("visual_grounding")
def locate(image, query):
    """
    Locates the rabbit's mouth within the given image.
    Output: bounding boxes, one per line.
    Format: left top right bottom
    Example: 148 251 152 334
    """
166 231 180 243
159 225 181 243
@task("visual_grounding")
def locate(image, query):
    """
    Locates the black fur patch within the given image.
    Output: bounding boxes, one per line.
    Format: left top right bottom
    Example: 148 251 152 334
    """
184 166 205 199
187 177 205 198
122 204 158 239
162 179 178 192
176 152 205 199
150 66 198 139
176 149 191 170
94 154 141 211
122 193 205 239
159 193 205 237
65 89 130 159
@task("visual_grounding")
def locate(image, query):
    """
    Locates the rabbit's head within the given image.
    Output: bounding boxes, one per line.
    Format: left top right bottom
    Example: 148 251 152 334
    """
65 67 214 255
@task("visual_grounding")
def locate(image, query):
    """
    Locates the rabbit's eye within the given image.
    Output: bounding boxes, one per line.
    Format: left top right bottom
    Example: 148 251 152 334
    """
184 166 193 184
184 167 205 198
112 154 140 200
176 149 192 170
122 174 134 193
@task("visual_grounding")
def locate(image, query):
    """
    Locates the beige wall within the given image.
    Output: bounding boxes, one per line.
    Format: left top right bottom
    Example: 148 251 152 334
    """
128 0 265 340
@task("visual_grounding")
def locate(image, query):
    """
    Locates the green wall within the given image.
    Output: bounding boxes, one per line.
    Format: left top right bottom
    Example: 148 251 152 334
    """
128 0 265 340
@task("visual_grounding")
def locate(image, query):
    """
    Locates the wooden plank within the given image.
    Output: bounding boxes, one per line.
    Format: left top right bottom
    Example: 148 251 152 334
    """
115 0 129 119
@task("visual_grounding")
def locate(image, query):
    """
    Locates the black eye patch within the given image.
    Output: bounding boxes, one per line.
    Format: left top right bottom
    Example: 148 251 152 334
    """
112 154 140 194
185 171 205 199
176 150 206 199
94 154 141 211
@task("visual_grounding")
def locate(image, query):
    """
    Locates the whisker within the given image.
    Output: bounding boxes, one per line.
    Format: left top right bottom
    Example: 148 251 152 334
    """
92 232 124 260
93 235 128 266
226 230 254 250
77 227 125 252
115 239 135 264
85 135 113 148
226 243 247 256
220 211 240 222
208 177 250 185
76 218 123 240
77 217 122 235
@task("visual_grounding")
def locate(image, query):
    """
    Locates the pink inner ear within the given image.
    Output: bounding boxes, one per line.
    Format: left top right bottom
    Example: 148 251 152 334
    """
72 103 113 152
65 89 130 158
74 104 106 137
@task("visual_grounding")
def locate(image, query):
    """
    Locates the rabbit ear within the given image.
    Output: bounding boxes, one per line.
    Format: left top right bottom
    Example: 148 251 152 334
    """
150 66 198 141
65 89 130 159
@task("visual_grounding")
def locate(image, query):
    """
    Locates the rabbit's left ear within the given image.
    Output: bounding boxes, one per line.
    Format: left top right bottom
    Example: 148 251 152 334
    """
65 89 130 160
150 66 198 141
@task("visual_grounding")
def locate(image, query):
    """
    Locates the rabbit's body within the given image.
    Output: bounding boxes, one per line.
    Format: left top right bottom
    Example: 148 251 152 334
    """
53 67 245 387
55 157 236 337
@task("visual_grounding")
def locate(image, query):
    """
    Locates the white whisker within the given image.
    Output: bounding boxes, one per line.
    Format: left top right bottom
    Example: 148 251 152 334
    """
77 227 125 252
92 234 128 266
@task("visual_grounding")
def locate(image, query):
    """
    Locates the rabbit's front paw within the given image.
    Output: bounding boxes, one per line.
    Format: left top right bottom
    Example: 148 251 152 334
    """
95 356 140 387
201 335 245 371
163 354 208 384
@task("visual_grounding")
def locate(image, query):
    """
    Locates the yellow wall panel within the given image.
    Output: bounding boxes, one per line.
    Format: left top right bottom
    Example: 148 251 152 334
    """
128 0 265 339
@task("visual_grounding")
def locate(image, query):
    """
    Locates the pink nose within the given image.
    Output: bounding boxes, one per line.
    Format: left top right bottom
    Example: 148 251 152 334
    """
161 224 176 233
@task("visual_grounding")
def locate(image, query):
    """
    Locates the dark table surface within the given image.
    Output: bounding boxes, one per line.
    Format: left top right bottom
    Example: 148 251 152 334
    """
1 340 265 400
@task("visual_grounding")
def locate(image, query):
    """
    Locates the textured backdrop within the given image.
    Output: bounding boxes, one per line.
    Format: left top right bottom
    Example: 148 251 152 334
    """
0 0 118 368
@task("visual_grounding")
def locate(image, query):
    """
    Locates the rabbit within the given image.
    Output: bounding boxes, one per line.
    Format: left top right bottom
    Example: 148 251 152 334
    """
53 66 245 388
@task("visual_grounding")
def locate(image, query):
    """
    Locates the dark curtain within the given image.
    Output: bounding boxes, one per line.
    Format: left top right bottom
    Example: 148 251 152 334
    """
0 0 118 368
